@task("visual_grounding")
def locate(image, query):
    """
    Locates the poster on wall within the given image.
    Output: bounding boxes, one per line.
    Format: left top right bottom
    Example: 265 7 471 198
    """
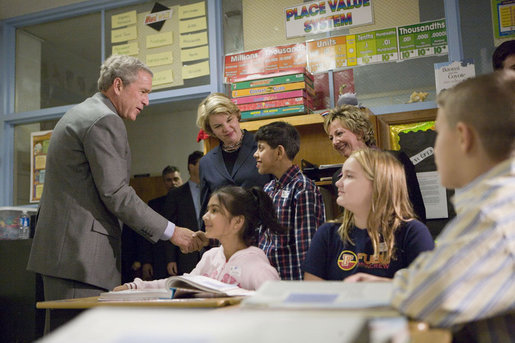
434 59 475 95
398 19 448 60
305 27 398 73
30 130 52 203
491 0 515 39
304 19 446 74
284 0 373 39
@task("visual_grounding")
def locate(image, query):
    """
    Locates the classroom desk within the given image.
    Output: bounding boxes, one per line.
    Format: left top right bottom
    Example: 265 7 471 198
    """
37 296 451 343
37 296 243 335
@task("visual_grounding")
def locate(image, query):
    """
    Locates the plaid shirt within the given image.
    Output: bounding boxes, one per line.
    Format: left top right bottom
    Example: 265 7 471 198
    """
259 165 326 280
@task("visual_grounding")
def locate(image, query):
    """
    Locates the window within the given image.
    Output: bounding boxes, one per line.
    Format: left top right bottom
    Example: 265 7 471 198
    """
15 13 101 112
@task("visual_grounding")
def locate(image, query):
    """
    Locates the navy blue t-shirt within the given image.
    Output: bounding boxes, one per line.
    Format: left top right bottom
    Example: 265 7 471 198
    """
302 220 434 280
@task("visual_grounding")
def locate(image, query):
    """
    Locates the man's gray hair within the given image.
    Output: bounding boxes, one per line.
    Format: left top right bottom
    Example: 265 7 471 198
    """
97 55 153 92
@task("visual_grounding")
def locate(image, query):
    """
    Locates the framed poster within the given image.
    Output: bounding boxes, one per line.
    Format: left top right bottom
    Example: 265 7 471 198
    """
491 0 515 39
30 130 52 203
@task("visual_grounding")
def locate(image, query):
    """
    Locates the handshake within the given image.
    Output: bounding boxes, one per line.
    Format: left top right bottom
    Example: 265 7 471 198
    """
170 226 209 253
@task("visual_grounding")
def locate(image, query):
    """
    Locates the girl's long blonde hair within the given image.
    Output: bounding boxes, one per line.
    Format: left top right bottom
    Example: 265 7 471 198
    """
338 149 415 261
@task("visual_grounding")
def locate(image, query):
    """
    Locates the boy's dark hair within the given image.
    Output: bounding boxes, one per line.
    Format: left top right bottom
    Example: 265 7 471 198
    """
162 165 179 177
212 186 287 246
188 150 204 166
492 40 515 70
254 121 300 160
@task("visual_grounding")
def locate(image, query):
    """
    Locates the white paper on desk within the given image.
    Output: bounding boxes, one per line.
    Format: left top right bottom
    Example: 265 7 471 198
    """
242 281 393 309
98 289 173 301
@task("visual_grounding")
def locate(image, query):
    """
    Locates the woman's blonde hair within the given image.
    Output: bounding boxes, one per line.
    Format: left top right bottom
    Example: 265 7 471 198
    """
323 105 376 147
196 93 241 136
338 148 415 261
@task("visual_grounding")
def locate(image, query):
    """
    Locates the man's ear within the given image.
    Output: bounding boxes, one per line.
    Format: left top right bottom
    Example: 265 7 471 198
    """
112 77 123 95
456 122 475 153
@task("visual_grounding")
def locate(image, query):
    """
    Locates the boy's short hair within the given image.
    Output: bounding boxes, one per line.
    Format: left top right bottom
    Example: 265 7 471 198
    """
492 40 515 70
437 71 515 160
188 150 204 165
255 121 300 160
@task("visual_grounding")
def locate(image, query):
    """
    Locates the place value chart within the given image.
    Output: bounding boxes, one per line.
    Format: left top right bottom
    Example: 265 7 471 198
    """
355 27 398 65
306 19 447 73
398 19 448 60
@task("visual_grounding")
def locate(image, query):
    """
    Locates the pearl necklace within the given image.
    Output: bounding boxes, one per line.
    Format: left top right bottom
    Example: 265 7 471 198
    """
221 131 244 152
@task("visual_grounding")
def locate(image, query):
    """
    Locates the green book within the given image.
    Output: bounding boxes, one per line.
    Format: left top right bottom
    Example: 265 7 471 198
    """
241 104 310 120
232 73 314 90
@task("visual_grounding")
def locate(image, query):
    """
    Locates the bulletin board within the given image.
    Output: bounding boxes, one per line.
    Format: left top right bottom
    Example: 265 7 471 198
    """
108 1 209 90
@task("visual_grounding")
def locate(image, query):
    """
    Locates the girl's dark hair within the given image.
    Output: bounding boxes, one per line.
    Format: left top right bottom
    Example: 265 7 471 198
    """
212 185 286 246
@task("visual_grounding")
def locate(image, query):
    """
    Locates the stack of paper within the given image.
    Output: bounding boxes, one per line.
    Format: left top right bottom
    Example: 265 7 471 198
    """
242 281 394 309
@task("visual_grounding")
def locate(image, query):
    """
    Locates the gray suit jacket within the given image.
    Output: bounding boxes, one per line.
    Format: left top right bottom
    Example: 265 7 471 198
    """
27 93 167 290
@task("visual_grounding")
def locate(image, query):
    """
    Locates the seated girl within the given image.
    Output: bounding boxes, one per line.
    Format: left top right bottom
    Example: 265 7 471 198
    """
302 148 434 281
115 185 286 291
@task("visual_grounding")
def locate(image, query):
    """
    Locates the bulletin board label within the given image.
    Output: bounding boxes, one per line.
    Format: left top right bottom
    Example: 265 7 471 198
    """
398 19 448 60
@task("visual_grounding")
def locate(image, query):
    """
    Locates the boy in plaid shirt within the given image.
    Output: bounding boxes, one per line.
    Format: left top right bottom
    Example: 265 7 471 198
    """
253 121 326 280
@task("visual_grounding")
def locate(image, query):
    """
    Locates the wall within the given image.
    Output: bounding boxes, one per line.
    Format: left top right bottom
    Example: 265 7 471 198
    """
125 98 204 178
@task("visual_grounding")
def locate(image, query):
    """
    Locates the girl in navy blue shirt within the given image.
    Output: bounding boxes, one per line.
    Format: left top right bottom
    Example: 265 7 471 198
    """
303 149 434 280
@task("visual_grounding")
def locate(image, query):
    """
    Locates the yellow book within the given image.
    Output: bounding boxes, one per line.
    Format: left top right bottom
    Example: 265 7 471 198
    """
232 81 314 98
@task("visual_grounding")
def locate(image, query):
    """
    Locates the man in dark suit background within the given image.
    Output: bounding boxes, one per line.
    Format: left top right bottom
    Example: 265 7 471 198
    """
27 55 207 301
161 151 204 276
122 165 183 282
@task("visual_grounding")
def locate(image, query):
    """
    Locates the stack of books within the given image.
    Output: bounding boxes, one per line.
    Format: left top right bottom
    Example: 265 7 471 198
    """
231 68 315 121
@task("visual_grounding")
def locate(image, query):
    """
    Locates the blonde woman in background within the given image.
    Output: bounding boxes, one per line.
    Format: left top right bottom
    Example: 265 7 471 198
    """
323 105 426 222
302 149 434 281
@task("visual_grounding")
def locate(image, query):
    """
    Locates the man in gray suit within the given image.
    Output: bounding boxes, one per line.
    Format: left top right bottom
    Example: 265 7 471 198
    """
27 55 207 301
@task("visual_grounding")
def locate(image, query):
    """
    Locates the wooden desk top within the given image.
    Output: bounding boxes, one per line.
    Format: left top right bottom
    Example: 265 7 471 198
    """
37 296 244 309
37 296 451 343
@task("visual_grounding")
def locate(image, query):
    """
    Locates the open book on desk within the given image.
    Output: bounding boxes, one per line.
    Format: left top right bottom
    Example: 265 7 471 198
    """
99 274 254 301
242 281 394 310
